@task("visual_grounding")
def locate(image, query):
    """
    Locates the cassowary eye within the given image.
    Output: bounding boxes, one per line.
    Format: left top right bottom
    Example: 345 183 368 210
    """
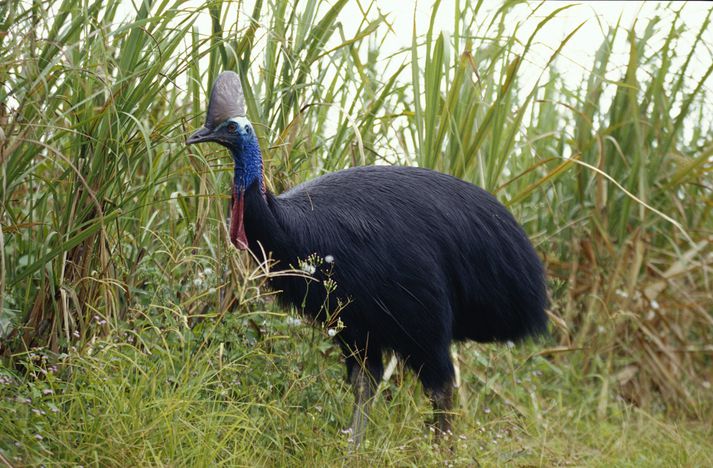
227 122 237 133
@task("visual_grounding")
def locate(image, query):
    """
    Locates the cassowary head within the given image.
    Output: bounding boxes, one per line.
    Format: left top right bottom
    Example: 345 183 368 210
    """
186 71 259 158
187 115 255 149
186 71 264 250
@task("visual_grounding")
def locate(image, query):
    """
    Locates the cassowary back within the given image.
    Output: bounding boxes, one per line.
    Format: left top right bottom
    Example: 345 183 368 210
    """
249 165 547 349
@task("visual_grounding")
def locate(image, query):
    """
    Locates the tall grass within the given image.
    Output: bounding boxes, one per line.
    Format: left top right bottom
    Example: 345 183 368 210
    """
1 0 712 464
397 1 713 410
1 0 205 350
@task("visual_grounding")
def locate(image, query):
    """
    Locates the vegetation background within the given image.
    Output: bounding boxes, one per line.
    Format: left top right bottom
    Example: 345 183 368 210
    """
1 0 711 465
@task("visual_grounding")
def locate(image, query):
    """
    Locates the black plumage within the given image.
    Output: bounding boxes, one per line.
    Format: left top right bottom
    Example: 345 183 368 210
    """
187 72 548 445
245 166 546 344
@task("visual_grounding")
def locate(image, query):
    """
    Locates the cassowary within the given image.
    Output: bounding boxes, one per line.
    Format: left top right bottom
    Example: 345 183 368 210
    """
187 71 548 445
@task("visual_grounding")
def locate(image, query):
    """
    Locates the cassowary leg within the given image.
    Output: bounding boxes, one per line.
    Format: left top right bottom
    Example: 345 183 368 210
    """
428 383 453 436
344 350 383 447
417 348 455 437
348 365 375 446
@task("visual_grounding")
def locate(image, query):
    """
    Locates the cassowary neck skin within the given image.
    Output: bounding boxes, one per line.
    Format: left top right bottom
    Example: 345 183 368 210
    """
227 117 265 250
194 115 267 250
224 117 264 194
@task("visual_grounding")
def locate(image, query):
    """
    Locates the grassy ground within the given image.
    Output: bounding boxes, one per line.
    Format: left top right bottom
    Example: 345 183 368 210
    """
1 0 712 465
1 307 711 466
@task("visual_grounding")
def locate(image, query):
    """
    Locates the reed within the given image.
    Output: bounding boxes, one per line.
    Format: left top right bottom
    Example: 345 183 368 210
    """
1 0 711 464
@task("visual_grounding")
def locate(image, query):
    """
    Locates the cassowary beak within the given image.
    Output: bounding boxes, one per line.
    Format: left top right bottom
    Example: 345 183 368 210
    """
186 127 213 145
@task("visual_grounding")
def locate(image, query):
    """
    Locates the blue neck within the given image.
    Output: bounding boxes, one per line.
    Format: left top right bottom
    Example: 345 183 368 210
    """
230 138 264 193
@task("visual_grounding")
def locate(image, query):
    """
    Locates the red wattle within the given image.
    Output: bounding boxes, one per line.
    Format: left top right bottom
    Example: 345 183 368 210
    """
230 188 249 250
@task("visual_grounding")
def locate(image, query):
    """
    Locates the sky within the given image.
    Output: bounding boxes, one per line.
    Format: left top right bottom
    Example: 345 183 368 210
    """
343 1 712 91
114 1 712 90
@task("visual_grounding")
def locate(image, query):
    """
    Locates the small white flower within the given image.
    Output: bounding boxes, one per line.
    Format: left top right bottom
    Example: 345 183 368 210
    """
208 287 217 294
286 316 302 327
34 434 43 441
651 299 660 310
506 340 515 348
483 407 491 414
327 328 337 337
203 267 214 276
301 263 316 275
193 278 203 287
72 330 80 338
324 255 334 264
597 325 605 333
